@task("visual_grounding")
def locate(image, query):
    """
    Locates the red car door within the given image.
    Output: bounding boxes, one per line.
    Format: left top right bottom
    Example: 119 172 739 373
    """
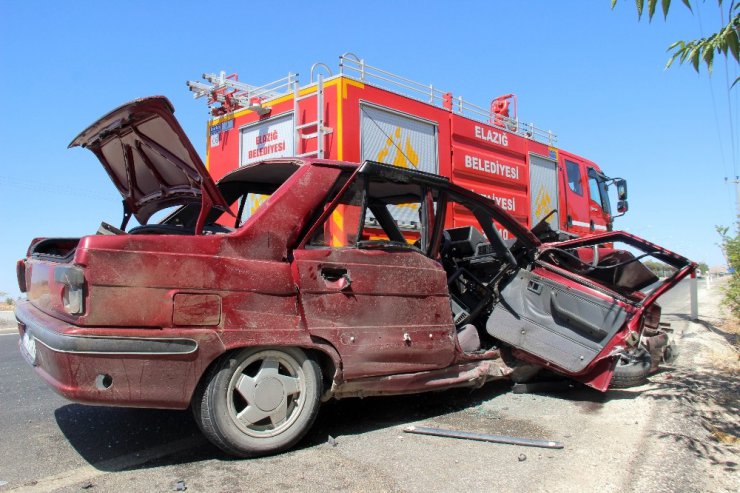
487 265 633 375
293 248 455 379
291 171 456 380
486 231 694 389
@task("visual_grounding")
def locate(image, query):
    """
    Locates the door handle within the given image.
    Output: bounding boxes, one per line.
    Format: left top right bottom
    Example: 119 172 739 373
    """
321 267 352 291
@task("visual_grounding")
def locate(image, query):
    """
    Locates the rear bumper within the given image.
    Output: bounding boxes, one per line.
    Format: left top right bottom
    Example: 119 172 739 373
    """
14 300 218 409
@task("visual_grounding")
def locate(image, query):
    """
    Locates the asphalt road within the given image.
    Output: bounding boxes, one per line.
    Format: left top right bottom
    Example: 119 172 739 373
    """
0 279 713 492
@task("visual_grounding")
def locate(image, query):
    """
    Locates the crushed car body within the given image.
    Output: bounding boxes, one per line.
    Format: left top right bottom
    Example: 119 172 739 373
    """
15 97 695 457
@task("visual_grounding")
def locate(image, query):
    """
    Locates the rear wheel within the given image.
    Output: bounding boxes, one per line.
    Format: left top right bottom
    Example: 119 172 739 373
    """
610 348 652 389
193 347 321 457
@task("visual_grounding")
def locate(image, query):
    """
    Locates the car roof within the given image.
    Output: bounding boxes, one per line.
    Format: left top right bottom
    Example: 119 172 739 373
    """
219 158 539 247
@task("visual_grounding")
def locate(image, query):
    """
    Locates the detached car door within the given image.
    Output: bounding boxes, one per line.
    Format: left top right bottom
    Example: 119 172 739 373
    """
487 265 632 374
485 230 693 380
292 169 456 380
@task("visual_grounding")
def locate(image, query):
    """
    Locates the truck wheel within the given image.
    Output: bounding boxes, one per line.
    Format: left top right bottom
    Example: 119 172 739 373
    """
610 348 652 389
193 347 321 457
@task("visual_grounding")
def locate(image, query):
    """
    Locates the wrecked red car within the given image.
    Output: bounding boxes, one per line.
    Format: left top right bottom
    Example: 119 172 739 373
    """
15 97 694 457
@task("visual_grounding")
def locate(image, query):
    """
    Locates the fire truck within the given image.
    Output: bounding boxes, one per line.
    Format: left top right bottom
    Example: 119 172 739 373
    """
188 53 628 241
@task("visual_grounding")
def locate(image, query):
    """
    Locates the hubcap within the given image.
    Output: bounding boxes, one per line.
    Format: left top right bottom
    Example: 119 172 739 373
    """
254 377 284 412
227 351 306 438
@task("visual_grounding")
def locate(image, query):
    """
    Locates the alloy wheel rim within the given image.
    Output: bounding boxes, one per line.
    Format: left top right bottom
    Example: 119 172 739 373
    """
226 350 306 438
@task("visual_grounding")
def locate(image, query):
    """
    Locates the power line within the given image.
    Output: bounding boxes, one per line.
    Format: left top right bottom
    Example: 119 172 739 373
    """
720 3 738 178
696 3 736 219
695 6 728 179
0 175 110 202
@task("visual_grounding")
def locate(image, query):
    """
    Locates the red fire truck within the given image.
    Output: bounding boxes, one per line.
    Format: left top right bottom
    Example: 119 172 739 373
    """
188 54 627 241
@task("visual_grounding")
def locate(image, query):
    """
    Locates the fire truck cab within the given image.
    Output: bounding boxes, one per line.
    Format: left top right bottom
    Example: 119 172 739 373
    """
189 54 627 240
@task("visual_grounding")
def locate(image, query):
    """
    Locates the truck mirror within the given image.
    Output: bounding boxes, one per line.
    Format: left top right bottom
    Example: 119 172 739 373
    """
615 179 628 201
617 200 628 215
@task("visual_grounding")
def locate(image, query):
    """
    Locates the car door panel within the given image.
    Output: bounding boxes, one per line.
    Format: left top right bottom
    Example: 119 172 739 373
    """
486 268 628 373
293 247 456 380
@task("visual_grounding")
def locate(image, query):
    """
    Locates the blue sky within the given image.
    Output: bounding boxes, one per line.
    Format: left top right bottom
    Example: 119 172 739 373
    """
1 0 737 296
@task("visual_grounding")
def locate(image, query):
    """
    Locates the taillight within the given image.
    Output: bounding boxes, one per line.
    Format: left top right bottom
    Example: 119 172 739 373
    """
16 259 27 293
55 266 85 315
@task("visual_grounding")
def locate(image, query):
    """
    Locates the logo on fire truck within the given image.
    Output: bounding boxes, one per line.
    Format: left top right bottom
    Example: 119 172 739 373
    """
360 104 438 175
533 184 554 225
376 127 420 169
239 113 294 166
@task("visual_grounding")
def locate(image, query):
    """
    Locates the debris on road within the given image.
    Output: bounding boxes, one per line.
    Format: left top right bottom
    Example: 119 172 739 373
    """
327 435 338 447
518 454 527 462
173 479 187 491
403 425 564 449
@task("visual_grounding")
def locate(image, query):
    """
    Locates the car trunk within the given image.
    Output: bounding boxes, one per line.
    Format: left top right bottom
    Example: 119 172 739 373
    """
17 96 235 319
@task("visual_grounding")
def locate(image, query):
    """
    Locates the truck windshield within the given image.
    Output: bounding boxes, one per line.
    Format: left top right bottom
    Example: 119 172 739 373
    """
588 169 611 215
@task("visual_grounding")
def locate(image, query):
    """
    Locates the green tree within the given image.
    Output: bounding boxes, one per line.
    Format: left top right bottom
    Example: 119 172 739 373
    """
717 224 740 316
612 0 739 86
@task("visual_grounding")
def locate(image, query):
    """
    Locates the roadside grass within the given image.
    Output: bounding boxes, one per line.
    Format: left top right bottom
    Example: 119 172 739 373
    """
643 278 739 470
718 316 740 345
708 313 739 447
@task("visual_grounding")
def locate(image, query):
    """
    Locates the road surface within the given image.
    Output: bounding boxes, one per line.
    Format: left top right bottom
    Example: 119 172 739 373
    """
0 279 735 492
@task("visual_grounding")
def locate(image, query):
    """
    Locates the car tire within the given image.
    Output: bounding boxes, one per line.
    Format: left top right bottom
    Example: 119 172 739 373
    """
610 348 652 389
192 347 322 457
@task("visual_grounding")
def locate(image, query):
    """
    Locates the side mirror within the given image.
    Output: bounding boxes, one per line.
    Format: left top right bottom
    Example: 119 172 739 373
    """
617 200 628 216
615 178 628 201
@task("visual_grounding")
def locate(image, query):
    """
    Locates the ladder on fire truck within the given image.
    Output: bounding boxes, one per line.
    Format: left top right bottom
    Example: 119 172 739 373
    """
293 70 333 158
187 70 333 158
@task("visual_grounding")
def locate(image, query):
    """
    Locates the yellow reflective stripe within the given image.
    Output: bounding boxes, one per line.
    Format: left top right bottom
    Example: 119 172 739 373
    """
330 207 345 247
343 77 364 97
337 79 343 160
205 123 210 171
338 77 364 160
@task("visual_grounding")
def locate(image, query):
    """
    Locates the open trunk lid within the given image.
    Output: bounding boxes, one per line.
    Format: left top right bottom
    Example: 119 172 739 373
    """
69 96 229 225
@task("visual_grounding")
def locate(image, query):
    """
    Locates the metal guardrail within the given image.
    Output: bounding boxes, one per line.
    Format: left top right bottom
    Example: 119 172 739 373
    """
339 52 450 107
189 55 558 146
338 53 557 146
